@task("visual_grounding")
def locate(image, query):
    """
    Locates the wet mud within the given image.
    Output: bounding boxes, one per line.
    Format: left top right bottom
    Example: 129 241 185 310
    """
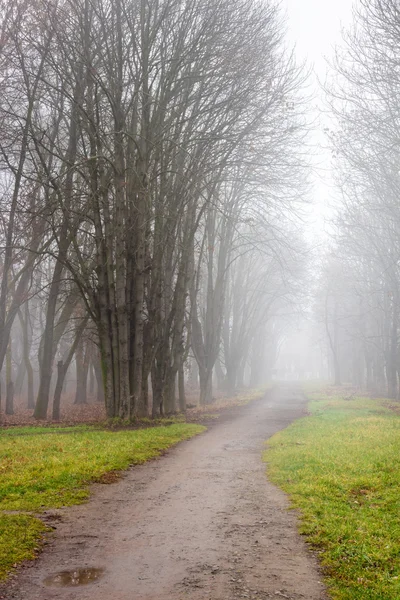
43 568 105 587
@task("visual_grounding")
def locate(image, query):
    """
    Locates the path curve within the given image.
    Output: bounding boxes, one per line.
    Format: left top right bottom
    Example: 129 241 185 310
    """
5 385 328 600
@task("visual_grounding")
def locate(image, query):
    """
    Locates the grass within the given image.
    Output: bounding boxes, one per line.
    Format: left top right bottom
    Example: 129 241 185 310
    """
0 422 204 581
264 390 400 600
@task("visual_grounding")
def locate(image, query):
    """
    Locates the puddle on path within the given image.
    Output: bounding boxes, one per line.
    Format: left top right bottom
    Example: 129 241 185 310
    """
44 567 105 587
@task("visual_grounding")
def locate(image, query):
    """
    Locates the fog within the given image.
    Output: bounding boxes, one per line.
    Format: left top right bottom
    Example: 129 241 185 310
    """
0 0 398 423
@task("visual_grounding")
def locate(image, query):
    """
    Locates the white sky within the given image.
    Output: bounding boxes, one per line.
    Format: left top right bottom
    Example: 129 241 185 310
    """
283 0 355 239
276 1 356 353
284 0 354 77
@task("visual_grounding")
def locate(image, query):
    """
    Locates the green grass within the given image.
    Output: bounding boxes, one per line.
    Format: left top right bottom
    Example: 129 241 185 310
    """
264 391 400 600
0 422 204 580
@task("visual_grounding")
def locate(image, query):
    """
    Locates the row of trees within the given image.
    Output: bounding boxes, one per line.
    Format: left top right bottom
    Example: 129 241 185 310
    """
320 0 400 397
0 0 308 419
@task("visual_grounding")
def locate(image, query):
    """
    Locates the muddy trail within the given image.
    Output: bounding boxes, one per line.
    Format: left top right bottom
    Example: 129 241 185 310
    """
4 385 328 600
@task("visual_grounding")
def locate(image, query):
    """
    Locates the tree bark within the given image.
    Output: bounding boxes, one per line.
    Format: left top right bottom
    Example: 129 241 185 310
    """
74 339 89 405
5 340 14 415
178 364 186 413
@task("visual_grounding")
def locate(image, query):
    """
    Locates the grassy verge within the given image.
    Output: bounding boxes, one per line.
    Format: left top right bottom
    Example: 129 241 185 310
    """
264 390 400 600
0 422 204 581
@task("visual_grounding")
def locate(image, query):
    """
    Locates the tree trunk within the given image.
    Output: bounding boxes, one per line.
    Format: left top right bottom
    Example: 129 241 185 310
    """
237 359 246 389
387 311 398 399
151 361 164 417
164 368 177 414
6 381 14 416
25 320 34 409
199 366 213 405
15 360 25 396
215 357 225 391
93 353 105 404
89 362 95 396
188 357 199 390
52 361 66 421
178 364 186 413
74 340 89 405
225 362 237 395
34 67 82 420
5 340 13 415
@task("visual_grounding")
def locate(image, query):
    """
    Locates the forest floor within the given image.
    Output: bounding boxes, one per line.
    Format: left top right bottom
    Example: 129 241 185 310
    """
2 384 327 600
0 388 264 427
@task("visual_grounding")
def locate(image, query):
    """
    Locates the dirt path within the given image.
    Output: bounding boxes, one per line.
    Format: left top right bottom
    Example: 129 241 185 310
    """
5 385 328 600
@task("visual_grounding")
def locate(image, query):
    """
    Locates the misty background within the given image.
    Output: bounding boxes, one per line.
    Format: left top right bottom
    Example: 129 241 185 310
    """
0 0 397 423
